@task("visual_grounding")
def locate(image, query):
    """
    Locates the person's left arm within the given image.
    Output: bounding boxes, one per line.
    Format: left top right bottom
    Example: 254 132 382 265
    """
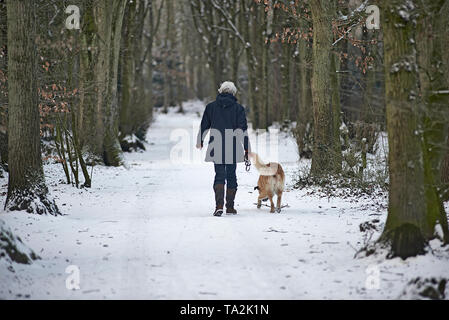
237 105 251 157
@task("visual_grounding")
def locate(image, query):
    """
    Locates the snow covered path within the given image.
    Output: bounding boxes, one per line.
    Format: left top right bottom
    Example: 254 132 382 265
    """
1 101 448 300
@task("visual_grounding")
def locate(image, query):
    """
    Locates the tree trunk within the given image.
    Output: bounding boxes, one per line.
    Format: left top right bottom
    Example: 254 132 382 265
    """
379 0 447 259
119 0 137 138
281 43 291 123
144 0 163 129
195 40 206 101
261 36 270 130
309 0 341 176
241 0 257 129
295 20 313 158
79 0 125 166
442 133 449 201
5 0 59 215
440 1 449 201
0 1 7 167
330 52 342 172
103 0 126 166
163 0 174 113
119 0 149 140
415 0 449 243
252 3 268 130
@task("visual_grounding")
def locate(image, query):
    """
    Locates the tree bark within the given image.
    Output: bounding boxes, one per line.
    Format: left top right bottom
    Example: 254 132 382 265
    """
442 133 449 201
261 35 270 130
5 0 59 215
119 0 137 138
79 0 126 166
281 43 291 123
415 0 449 242
440 1 449 201
144 0 163 130
295 17 313 158
309 0 341 176
330 52 342 172
240 0 258 128
103 0 126 166
0 1 7 167
119 0 151 139
379 0 447 258
163 0 174 113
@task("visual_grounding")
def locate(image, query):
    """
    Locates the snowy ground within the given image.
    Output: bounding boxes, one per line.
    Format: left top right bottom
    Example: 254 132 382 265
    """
1 100 448 299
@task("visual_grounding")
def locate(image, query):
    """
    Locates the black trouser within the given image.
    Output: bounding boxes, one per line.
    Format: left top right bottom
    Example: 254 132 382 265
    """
213 164 237 189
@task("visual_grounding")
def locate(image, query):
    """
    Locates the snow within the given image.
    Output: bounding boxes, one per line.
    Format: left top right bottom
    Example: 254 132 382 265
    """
1 100 448 299
398 10 410 22
0 220 38 265
338 0 369 21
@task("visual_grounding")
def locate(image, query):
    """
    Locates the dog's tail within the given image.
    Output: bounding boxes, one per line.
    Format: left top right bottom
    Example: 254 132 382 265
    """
249 152 278 176
249 152 266 171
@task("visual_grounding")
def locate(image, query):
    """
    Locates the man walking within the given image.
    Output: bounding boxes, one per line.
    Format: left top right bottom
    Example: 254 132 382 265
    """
196 81 250 216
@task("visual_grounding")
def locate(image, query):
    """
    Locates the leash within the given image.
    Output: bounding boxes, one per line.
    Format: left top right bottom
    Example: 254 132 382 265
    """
245 157 251 172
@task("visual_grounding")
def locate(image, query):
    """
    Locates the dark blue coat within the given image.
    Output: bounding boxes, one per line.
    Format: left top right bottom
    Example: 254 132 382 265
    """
197 93 250 164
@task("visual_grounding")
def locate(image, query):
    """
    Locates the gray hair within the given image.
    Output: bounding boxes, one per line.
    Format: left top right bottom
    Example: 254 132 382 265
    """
218 81 237 95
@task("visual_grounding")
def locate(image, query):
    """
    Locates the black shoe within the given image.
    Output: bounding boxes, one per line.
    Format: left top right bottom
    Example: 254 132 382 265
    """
213 207 223 217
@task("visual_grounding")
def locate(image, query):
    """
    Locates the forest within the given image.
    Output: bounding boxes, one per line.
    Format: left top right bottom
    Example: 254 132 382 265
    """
0 0 448 300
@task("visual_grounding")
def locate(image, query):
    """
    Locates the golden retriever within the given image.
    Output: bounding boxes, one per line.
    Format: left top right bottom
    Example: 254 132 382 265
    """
249 152 285 213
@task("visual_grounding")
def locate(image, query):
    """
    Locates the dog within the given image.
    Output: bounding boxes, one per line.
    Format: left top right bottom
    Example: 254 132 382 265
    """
249 152 285 213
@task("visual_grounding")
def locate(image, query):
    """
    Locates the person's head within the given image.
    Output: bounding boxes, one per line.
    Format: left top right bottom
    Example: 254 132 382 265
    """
218 81 237 96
